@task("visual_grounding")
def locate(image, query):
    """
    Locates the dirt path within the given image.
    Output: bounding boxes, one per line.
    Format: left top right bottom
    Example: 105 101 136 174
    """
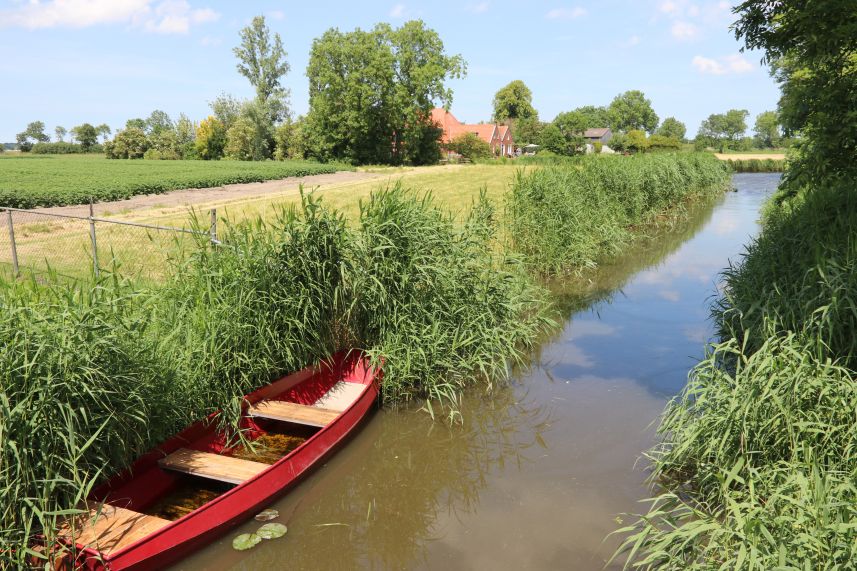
30 170 389 218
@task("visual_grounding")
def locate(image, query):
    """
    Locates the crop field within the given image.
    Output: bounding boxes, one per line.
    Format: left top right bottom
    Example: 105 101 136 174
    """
0 154 351 208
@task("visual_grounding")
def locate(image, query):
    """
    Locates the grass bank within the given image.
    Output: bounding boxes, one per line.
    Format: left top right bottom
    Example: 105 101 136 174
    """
506 153 732 275
0 154 351 208
614 180 857 568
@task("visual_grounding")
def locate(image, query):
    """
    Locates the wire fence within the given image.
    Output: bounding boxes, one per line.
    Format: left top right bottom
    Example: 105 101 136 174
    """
0 204 218 283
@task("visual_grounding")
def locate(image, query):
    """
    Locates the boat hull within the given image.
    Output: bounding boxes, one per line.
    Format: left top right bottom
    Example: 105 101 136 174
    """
67 351 379 570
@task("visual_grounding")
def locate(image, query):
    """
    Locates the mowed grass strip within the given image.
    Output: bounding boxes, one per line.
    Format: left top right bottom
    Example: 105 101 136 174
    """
0 154 351 208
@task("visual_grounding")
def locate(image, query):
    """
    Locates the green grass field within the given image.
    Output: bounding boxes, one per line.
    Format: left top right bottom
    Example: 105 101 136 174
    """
0 154 350 208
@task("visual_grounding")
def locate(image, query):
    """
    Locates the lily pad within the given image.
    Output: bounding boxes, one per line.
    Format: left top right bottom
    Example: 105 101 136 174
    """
232 532 261 551
254 508 279 522
257 522 288 539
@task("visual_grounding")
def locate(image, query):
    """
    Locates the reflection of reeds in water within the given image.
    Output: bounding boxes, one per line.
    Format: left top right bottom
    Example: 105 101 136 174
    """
232 433 307 465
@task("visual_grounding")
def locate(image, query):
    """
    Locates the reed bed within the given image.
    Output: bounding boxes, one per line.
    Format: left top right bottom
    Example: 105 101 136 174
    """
506 153 731 275
614 180 857 568
726 157 786 173
0 186 550 567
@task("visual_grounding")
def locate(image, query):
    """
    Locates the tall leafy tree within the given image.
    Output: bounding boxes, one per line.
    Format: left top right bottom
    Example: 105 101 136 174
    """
145 110 173 135
54 126 67 142
752 110 781 148
95 124 111 143
233 15 290 125
306 20 464 165
16 121 49 151
125 118 146 131
608 90 659 133
656 117 686 141
492 80 536 123
734 0 856 187
71 123 98 151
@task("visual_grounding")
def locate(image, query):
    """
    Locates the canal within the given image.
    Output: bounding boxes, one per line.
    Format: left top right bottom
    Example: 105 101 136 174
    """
175 173 781 570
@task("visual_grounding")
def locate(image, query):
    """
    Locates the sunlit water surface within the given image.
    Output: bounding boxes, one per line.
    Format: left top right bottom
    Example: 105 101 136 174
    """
174 174 781 570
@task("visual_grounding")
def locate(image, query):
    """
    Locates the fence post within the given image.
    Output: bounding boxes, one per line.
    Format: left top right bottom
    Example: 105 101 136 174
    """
209 208 217 245
89 201 99 277
6 210 19 277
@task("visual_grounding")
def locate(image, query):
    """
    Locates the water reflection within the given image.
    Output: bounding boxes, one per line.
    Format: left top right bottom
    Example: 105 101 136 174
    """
177 174 781 571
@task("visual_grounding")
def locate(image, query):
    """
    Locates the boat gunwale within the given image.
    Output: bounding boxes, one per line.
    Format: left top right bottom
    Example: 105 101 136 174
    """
66 351 379 566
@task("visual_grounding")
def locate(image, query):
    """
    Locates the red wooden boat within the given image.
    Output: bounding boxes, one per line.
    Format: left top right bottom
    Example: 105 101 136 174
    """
55 351 379 570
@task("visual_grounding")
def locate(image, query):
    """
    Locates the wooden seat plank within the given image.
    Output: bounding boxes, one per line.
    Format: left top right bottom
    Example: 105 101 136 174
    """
159 448 268 485
248 400 340 427
312 381 365 412
58 502 170 555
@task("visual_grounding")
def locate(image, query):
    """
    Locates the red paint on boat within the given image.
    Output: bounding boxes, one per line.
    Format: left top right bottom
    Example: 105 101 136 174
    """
62 350 380 570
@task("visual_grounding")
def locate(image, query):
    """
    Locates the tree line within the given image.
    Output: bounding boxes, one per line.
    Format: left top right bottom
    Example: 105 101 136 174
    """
7 15 784 163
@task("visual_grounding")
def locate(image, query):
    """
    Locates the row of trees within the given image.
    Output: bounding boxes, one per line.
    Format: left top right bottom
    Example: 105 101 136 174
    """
14 121 109 152
696 109 783 151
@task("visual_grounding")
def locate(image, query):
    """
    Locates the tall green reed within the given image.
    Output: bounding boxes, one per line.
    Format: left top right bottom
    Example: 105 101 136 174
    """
507 153 731 275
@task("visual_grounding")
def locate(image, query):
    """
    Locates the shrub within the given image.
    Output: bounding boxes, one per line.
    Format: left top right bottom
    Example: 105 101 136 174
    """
447 132 491 160
106 128 149 159
224 117 256 161
31 142 103 155
195 116 226 160
593 141 603 154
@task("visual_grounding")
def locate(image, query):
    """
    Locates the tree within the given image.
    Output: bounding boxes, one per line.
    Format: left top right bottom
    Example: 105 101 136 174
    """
514 117 544 146
105 128 148 159
195 116 226 160
656 117 686 141
753 111 781 148
734 0 856 187
233 15 290 125
625 129 650 153
305 20 465 165
608 90 659 133
71 123 98 150
722 109 749 144
125 118 146 131
95 124 111 143
447 132 491 160
175 114 197 158
492 80 536 123
16 121 49 151
554 106 611 136
210 93 243 131
224 117 257 161
145 110 173 135
55 126 67 142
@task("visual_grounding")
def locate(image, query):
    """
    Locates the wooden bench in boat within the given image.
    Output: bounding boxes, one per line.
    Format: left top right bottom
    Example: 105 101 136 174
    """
158 448 268 485
58 502 170 556
248 382 365 428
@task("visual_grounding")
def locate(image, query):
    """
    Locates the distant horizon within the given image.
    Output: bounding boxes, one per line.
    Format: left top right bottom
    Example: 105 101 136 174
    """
0 0 780 142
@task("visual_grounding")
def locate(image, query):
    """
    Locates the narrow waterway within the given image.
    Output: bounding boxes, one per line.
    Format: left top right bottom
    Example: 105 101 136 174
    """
174 173 781 570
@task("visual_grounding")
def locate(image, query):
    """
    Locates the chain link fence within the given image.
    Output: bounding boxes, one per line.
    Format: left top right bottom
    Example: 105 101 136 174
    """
0 205 218 282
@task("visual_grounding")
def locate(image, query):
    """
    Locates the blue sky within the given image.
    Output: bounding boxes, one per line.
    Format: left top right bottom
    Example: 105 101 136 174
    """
0 0 780 142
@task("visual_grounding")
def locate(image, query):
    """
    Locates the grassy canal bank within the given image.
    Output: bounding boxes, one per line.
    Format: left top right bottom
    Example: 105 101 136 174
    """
0 153 730 567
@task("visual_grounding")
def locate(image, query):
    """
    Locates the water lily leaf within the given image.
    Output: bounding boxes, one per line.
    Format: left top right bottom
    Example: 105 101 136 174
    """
257 522 287 539
255 508 279 522
232 533 261 551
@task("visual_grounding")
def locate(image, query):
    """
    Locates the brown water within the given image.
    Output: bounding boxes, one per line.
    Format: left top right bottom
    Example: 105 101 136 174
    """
174 174 781 571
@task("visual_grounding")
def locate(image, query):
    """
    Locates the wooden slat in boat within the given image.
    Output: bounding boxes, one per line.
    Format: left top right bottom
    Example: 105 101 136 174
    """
158 448 268 485
58 502 170 556
312 381 365 412
248 400 340 427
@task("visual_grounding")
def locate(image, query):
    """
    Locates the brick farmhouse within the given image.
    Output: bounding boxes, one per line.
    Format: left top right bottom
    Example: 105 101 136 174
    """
430 108 515 157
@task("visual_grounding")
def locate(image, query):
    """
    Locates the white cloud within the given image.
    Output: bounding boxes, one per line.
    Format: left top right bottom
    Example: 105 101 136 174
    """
671 20 698 39
466 1 490 13
659 0 679 14
692 54 753 75
546 6 587 19
0 0 219 33
389 3 406 18
267 10 285 20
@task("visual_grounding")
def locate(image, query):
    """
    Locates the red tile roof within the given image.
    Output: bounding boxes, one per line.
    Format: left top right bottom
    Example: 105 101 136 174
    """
430 107 510 147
